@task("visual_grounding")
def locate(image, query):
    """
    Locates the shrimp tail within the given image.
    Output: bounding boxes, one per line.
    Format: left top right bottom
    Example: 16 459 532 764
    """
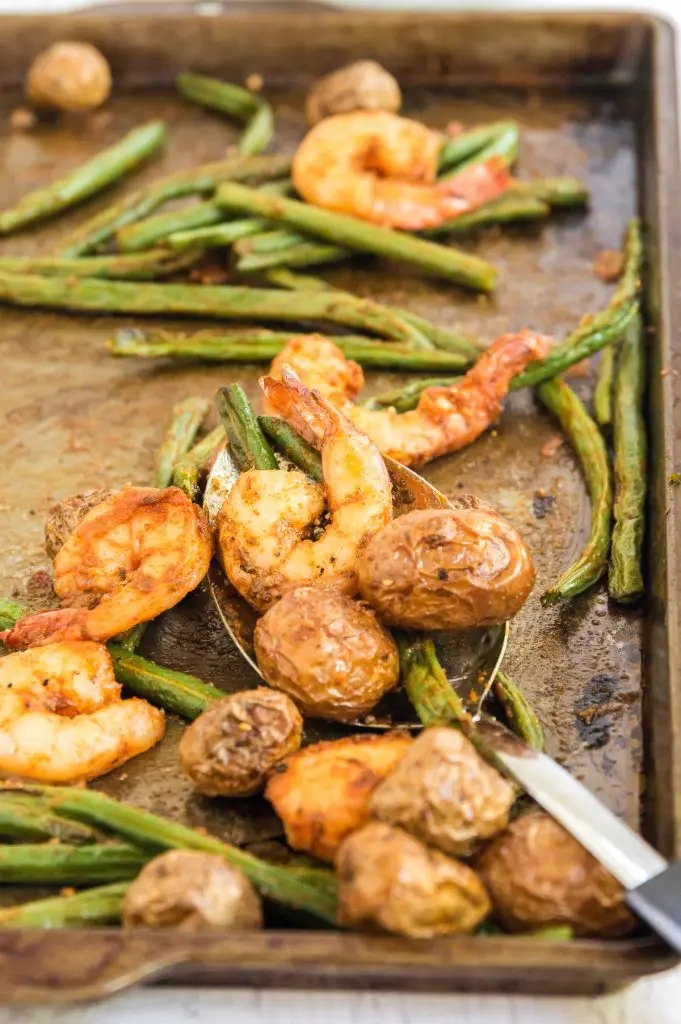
440 156 511 205
259 365 349 450
0 607 88 650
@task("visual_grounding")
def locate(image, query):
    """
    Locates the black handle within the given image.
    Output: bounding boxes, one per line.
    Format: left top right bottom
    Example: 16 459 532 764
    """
627 861 681 955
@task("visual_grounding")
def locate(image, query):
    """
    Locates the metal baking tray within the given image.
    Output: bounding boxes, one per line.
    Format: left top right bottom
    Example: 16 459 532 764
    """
0 1 680 1002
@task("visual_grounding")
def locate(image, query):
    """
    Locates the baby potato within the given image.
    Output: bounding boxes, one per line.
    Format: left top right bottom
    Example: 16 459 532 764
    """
337 822 491 937
26 42 112 112
305 61 402 125
476 812 636 937
254 587 399 722
357 499 535 630
370 727 514 856
179 687 302 798
123 850 262 932
265 732 412 862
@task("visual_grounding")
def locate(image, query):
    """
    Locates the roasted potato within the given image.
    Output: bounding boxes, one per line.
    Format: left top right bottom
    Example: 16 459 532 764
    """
305 61 401 125
357 499 535 630
265 732 412 862
370 727 514 856
45 489 115 560
122 850 262 931
254 587 399 722
26 42 112 112
476 812 636 937
179 687 302 798
337 822 491 937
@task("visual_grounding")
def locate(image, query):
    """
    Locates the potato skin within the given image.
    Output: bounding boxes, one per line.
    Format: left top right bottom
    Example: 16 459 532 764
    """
337 822 491 937
357 500 535 630
476 812 636 937
370 727 514 856
26 42 112 112
305 61 402 125
45 489 115 560
123 850 262 931
179 687 302 797
265 732 412 862
254 587 399 721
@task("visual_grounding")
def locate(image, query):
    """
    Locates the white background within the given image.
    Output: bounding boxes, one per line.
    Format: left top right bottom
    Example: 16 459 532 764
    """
0 0 679 1021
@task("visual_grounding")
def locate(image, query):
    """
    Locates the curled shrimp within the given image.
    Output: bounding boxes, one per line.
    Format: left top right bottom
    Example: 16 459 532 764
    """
267 332 551 468
292 111 510 229
2 487 213 650
217 369 392 611
0 642 165 782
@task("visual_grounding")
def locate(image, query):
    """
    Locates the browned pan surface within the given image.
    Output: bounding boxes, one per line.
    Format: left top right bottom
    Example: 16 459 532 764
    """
0 6 679 999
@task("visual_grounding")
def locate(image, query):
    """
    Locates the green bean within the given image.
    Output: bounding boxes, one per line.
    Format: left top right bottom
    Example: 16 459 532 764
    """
13 786 338 924
363 376 462 413
438 121 519 174
259 265 480 359
177 73 274 157
398 634 468 727
107 645 222 720
216 384 278 472
114 623 148 654
0 842 148 885
423 193 549 239
537 379 612 603
236 227 309 256
0 249 202 280
511 177 589 208
0 882 128 929
171 425 225 502
216 182 497 291
439 122 519 179
239 103 275 157
0 794 98 844
167 217 269 250
107 326 469 371
0 598 27 633
258 416 323 483
237 241 349 273
0 121 166 234
154 396 210 488
493 672 544 750
117 201 224 253
58 153 291 257
177 72 260 121
609 312 646 603
593 345 616 427
0 272 426 345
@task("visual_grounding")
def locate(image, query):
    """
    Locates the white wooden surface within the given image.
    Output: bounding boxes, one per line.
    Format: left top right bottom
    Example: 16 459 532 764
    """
0 0 680 1020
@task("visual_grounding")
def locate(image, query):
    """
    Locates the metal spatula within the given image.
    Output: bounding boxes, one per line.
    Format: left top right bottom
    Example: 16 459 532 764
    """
469 714 681 954
202 445 508 728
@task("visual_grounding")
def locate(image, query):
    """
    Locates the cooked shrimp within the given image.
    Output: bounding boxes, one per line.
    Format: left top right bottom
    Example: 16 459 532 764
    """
0 642 165 782
2 487 212 650
268 331 551 468
218 369 392 611
292 111 510 229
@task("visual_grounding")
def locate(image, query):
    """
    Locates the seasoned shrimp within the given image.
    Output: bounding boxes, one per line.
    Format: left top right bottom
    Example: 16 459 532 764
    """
0 642 165 782
2 487 212 650
292 111 510 229
218 369 392 611
268 331 551 468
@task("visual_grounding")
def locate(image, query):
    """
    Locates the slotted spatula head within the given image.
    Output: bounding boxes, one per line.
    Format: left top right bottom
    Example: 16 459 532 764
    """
203 447 507 728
